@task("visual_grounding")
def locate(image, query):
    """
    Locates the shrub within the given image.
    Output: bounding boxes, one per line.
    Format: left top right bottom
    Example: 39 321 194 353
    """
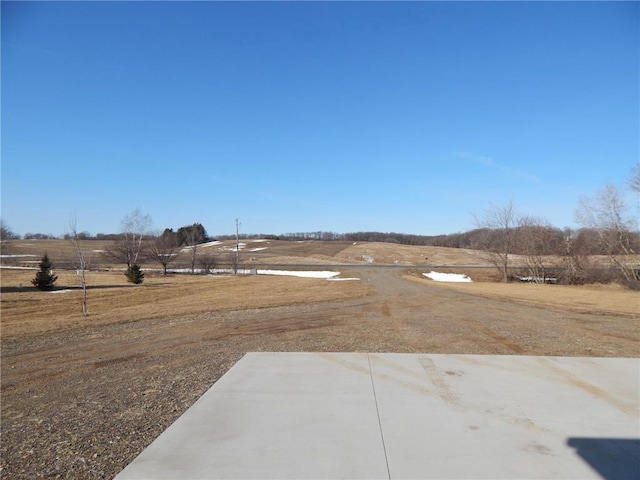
621 278 640 291
31 253 58 291
198 254 217 274
125 264 144 284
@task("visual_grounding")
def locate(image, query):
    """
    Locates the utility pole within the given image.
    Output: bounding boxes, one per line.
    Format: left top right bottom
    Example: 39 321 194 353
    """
235 218 240 274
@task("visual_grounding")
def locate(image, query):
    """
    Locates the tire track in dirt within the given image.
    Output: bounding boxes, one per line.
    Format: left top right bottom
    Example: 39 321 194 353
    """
354 268 638 356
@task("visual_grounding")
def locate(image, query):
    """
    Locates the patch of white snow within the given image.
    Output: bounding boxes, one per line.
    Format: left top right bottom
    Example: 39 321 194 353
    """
199 241 222 248
257 270 340 279
423 271 472 283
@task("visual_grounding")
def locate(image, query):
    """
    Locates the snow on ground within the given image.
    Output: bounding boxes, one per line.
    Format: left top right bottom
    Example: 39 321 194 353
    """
178 240 272 251
516 276 558 283
256 269 339 279
199 241 222 248
218 243 247 252
165 268 344 279
249 247 268 252
1 263 348 281
423 271 473 283
0 254 37 258
181 241 223 252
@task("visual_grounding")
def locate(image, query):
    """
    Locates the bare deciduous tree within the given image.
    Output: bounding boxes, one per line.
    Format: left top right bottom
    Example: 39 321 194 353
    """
1 219 19 241
557 228 589 284
121 208 152 266
184 226 200 274
0 219 18 258
516 216 559 283
146 230 180 275
68 216 91 315
227 252 240 274
576 184 638 282
473 200 518 282
104 209 152 267
629 163 640 193
198 253 217 274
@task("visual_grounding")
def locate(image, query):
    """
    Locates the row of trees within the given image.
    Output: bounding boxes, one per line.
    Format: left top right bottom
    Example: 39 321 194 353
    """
1 212 221 279
5 224 636 259
3 166 638 287
143 223 210 275
214 225 639 255
94 213 213 277
473 167 639 286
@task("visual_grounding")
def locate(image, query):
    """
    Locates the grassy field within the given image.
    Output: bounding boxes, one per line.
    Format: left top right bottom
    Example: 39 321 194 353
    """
405 270 638 317
0 237 496 269
0 268 372 337
2 257 637 339
2 238 637 337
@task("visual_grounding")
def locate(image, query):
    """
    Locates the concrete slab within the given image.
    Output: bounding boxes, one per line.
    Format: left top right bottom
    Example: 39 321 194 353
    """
116 353 639 480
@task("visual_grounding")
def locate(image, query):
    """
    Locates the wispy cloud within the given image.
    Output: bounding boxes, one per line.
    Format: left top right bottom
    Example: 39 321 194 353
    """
452 151 539 182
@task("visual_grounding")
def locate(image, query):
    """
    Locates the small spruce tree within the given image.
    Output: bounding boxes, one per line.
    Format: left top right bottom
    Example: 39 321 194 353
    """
125 263 144 284
31 253 58 291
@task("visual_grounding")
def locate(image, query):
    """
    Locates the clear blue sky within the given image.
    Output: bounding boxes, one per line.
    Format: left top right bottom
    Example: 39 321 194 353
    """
2 1 638 237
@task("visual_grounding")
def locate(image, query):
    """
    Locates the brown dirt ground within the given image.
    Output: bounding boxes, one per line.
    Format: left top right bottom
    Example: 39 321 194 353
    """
1 245 639 479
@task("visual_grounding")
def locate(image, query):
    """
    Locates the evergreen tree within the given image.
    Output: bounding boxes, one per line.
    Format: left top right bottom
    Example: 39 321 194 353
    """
177 223 207 246
125 263 144 284
31 253 58 291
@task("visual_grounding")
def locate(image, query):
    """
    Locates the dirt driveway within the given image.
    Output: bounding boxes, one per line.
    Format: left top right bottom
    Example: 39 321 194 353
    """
1 268 638 479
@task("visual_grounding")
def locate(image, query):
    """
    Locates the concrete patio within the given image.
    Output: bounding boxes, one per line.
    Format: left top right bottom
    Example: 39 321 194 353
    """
116 353 639 479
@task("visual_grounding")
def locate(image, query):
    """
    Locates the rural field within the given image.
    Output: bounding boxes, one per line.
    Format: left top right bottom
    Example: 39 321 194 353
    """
1 239 638 479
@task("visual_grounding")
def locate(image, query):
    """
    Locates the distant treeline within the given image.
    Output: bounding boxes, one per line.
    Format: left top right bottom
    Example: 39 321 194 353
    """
9 225 639 287
216 227 640 256
15 227 640 257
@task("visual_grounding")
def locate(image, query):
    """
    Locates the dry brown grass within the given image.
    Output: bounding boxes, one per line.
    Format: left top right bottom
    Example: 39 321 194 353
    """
406 271 639 317
1 239 491 268
1 239 115 268
335 242 487 265
3 239 637 338
0 269 372 337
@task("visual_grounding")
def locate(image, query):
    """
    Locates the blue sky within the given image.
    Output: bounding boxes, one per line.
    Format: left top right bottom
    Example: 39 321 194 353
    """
2 1 638 237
